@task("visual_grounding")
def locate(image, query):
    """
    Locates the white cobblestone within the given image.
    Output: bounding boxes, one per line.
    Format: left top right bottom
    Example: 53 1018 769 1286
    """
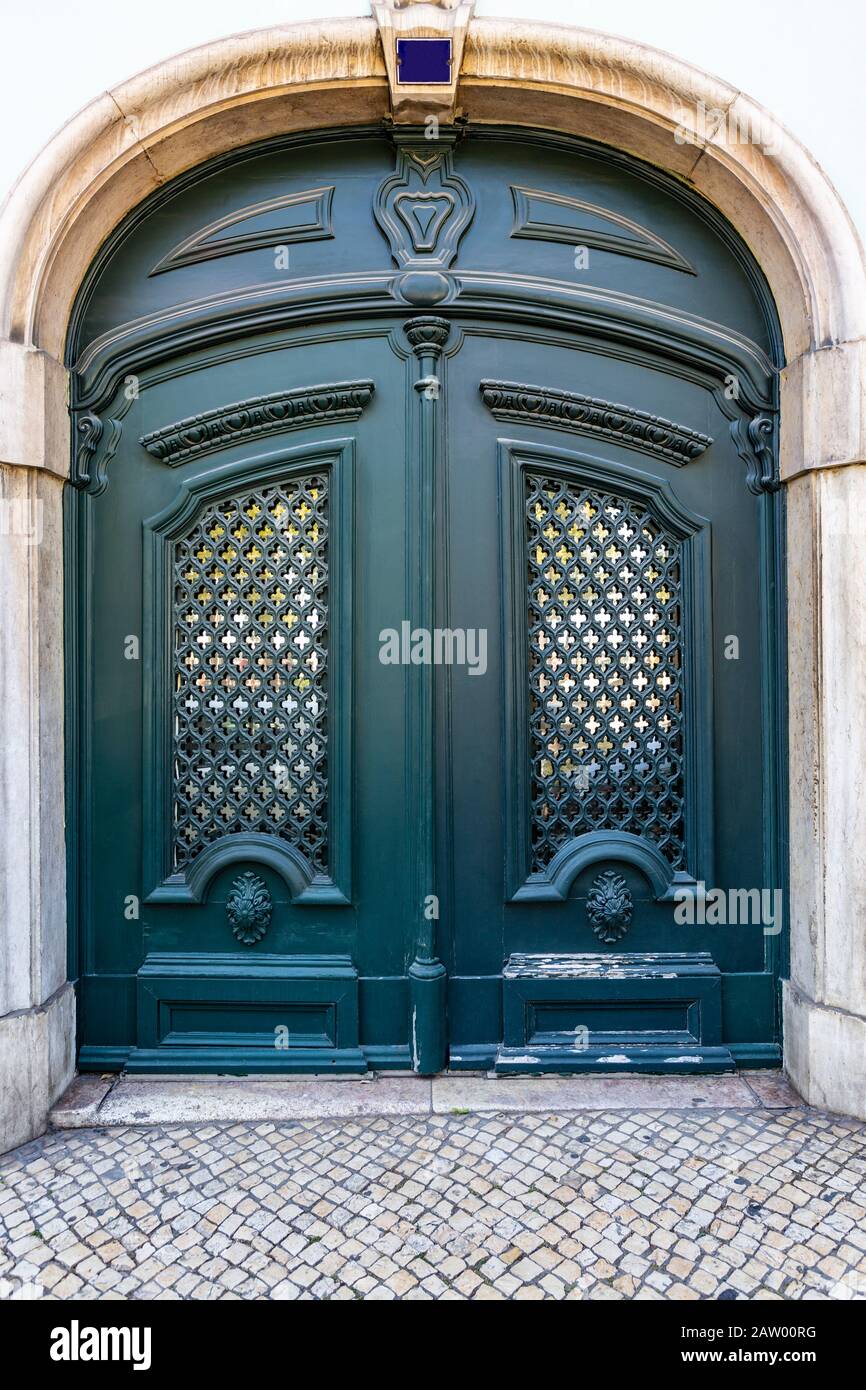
0 1104 864 1300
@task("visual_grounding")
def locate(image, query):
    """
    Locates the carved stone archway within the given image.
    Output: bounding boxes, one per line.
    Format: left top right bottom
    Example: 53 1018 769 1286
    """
1 12 864 1149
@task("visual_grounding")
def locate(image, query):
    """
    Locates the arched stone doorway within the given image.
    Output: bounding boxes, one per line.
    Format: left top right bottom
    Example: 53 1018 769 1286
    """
1 14 864 1149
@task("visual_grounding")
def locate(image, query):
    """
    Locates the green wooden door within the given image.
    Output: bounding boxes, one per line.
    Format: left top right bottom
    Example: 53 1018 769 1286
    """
438 335 781 1072
67 125 785 1074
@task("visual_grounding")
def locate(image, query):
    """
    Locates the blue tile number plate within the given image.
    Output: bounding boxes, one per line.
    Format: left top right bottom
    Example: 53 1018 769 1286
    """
396 38 452 85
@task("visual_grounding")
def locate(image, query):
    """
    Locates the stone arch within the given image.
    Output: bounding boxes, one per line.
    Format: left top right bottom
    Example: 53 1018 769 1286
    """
1 16 864 1150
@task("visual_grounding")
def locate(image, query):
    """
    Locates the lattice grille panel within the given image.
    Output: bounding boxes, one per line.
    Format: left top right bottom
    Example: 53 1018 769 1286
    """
172 475 329 873
525 473 685 870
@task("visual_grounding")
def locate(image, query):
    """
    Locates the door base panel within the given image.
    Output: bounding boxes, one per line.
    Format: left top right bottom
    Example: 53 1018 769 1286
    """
499 951 726 1071
728 1042 783 1069
74 945 780 1074
133 952 364 1072
78 1043 776 1075
79 1044 410 1073
124 1046 368 1075
78 1046 134 1072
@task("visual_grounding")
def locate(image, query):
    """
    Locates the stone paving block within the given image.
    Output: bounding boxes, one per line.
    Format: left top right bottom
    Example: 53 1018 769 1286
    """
0 1100 862 1301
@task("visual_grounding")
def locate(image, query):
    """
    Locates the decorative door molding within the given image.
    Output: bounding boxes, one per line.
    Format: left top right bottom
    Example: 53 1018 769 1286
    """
374 129 474 272
480 379 713 466
509 185 696 274
149 187 336 276
140 380 374 466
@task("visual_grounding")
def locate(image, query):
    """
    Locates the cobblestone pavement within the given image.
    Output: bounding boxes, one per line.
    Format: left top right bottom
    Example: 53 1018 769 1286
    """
1 1105 865 1300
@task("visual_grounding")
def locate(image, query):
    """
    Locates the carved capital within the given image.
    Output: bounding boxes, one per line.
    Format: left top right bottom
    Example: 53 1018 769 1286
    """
404 314 451 358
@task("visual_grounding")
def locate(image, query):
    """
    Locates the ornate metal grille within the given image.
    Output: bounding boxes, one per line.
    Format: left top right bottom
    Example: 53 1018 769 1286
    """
525 473 685 870
172 475 329 873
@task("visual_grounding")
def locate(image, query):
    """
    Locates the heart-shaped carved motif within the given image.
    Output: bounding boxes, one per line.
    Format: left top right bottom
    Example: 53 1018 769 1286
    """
394 192 455 253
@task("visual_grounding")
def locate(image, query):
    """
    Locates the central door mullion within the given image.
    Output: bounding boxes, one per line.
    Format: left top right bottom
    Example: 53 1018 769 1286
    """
404 315 450 1073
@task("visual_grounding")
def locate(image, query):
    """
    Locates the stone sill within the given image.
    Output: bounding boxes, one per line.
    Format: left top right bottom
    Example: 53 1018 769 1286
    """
51 1070 803 1130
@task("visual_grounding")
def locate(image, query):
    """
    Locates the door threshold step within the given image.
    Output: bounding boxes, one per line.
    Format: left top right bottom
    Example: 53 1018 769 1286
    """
50 1068 798 1129
503 951 720 979
494 1044 736 1075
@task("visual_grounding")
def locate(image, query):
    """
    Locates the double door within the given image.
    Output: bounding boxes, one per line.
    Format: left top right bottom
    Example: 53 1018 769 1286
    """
74 315 775 1072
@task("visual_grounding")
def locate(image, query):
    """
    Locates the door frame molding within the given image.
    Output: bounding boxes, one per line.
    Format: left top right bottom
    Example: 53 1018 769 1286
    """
2 16 865 1149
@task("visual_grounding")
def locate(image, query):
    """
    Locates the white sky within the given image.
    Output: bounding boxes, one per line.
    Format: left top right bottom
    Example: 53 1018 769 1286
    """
1 0 864 240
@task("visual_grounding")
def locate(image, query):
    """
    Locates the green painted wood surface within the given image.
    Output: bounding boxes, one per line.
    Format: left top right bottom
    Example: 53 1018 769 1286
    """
66 125 785 1073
